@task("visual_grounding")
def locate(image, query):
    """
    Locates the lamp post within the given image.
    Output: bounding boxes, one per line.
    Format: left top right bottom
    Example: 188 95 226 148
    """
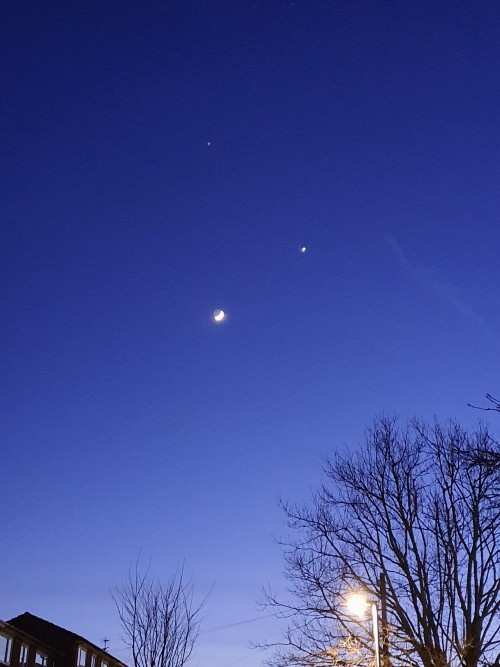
346 594 380 667
371 601 381 667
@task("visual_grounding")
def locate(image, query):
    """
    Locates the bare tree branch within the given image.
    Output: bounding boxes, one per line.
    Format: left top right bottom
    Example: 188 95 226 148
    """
468 395 500 413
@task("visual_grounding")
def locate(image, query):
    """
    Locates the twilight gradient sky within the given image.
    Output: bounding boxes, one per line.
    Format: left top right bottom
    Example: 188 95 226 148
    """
2 2 500 667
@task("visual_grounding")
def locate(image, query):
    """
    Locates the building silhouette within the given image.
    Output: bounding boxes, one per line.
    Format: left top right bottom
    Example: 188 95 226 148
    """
0 613 127 667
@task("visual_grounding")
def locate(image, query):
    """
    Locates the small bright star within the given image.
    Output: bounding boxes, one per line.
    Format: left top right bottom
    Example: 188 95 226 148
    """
300 246 307 254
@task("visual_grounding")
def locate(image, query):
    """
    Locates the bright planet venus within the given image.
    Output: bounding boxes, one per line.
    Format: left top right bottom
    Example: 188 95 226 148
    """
213 309 225 322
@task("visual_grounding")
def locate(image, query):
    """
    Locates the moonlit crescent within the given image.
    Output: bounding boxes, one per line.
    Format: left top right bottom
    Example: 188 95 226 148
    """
214 309 225 322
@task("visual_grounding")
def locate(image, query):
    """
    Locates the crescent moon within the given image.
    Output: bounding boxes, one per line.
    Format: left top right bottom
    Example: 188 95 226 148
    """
213 309 225 322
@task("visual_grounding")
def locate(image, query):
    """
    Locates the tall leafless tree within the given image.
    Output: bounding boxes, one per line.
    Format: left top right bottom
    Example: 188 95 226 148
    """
113 564 207 667
263 418 500 667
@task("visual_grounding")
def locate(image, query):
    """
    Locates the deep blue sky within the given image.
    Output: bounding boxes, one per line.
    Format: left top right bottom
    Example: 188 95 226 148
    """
2 1 500 666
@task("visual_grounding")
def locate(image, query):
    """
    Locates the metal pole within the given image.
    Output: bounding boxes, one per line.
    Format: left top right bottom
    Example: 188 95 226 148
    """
371 602 381 667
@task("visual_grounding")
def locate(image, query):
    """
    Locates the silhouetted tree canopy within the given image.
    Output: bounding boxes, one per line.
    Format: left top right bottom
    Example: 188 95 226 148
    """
113 564 207 667
263 418 500 667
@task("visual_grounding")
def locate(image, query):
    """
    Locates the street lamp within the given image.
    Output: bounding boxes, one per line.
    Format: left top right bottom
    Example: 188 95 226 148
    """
346 593 380 667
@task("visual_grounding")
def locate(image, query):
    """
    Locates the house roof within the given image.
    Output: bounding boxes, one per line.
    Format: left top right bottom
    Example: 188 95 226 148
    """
1 619 61 657
7 613 127 667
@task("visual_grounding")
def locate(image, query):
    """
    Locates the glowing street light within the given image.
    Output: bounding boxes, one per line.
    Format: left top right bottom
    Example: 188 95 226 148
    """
346 592 380 667
347 592 370 618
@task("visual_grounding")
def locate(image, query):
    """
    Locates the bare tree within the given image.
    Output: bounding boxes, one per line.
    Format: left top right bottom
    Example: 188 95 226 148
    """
113 563 208 667
263 418 500 667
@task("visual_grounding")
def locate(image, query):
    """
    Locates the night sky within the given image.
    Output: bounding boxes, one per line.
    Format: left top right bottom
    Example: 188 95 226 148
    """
2 2 500 667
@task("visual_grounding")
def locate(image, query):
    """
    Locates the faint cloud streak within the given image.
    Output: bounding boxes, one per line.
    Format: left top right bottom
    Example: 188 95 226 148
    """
386 234 483 324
